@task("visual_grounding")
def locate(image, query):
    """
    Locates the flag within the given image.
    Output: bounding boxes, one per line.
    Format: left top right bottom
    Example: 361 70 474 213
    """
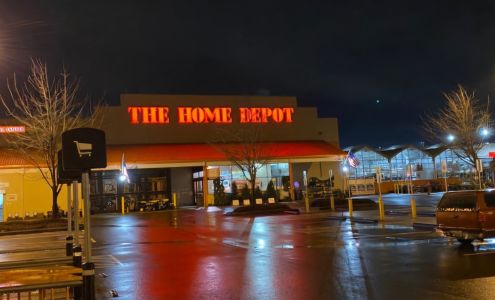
347 151 360 168
120 153 130 183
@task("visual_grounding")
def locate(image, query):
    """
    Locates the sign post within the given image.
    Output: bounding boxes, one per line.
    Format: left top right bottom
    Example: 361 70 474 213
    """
303 170 309 213
441 160 448 192
476 159 483 190
62 128 106 300
66 183 73 256
73 181 79 247
57 150 81 257
329 169 335 211
407 164 416 219
376 167 384 221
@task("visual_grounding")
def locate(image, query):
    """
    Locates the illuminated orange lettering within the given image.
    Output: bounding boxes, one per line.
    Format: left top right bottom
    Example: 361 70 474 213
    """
178 107 192 123
283 107 294 122
128 106 169 124
272 108 284 122
157 107 170 123
222 108 232 123
250 108 261 123
192 108 205 123
260 108 272 123
239 107 294 123
142 107 157 123
128 107 142 124
239 108 250 123
201 107 232 123
181 107 231 123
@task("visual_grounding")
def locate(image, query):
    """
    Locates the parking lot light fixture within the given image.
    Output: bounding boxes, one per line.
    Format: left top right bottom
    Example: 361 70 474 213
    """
481 128 489 138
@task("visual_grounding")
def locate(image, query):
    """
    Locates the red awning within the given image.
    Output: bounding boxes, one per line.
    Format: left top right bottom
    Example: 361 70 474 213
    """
0 148 39 168
106 141 345 166
0 141 345 169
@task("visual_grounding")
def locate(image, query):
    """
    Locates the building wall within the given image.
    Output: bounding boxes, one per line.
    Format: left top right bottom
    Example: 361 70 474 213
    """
100 94 340 146
0 168 80 221
0 94 343 217
170 167 194 206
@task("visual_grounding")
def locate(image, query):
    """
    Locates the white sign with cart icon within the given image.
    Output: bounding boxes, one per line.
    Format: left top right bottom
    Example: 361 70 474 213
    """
73 141 93 157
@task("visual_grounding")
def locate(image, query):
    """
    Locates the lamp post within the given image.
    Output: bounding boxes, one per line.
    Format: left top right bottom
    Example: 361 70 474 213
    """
329 169 335 211
303 170 309 213
479 128 490 189
342 165 352 217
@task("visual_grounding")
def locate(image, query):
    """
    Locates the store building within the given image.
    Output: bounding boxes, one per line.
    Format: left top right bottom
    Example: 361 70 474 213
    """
0 95 345 219
343 143 495 195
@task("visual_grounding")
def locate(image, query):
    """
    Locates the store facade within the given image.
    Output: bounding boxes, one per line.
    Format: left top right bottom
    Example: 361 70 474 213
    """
0 94 345 219
95 94 345 212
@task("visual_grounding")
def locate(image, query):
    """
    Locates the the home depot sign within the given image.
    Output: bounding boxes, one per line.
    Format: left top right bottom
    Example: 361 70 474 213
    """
127 106 295 124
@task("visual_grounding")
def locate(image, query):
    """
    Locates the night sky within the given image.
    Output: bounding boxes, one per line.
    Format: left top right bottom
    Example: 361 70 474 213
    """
1 1 495 147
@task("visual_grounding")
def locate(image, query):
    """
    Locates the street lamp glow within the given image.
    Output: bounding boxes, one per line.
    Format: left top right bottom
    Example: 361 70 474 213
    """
342 166 349 173
481 128 489 137
119 174 127 182
447 134 455 142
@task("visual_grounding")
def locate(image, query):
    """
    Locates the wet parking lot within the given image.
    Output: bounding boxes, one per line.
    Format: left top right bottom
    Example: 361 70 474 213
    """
86 206 495 300
2 195 495 300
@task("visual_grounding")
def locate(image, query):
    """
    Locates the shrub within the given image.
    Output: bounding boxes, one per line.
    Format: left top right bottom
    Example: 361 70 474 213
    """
241 183 251 200
213 178 228 206
254 186 262 200
265 180 277 202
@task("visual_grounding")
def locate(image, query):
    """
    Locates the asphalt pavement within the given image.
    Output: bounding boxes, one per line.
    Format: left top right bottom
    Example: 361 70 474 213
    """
5 192 495 300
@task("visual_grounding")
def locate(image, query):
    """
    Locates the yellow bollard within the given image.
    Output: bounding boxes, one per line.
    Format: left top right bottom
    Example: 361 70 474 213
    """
304 195 310 213
378 197 385 221
410 197 417 219
173 193 177 209
121 196 125 216
348 198 353 217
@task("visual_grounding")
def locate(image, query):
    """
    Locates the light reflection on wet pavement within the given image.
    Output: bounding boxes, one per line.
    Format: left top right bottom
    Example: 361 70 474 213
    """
3 204 495 299
84 209 495 299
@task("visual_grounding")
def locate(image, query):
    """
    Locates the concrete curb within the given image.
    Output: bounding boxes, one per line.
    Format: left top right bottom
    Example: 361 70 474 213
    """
350 217 378 224
417 212 436 217
412 222 437 230
385 210 409 216
0 257 72 269
0 227 67 236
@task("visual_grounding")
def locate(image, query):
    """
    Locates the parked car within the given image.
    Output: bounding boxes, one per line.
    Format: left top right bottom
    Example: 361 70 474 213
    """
436 190 495 244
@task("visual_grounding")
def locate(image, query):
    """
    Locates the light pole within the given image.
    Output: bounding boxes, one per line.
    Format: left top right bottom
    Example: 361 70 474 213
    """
342 165 352 217
478 128 489 189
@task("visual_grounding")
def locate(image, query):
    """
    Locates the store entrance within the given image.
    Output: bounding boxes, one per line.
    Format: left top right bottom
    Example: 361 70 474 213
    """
192 168 214 206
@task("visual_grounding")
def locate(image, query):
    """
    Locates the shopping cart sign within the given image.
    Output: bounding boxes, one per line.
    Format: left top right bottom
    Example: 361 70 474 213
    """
61 128 107 171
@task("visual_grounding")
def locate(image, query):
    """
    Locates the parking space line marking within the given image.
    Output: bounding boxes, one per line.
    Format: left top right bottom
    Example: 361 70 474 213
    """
464 251 495 256
109 255 124 266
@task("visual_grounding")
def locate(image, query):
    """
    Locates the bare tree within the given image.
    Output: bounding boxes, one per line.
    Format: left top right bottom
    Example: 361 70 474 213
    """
423 85 492 169
0 59 102 217
213 125 272 202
